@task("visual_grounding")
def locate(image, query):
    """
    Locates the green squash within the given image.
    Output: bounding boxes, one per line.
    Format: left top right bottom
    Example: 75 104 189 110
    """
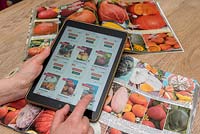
168 109 189 132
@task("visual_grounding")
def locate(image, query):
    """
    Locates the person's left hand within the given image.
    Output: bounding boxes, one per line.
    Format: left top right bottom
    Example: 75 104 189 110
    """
10 47 50 101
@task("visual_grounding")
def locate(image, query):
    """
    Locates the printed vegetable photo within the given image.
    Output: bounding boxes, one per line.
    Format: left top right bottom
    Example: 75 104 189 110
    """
26 0 184 59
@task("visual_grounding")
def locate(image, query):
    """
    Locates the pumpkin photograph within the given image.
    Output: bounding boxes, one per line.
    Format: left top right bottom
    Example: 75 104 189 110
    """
103 82 150 124
26 0 183 59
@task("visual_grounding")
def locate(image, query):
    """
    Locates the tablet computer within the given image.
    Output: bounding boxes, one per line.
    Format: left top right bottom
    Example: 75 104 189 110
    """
26 20 127 122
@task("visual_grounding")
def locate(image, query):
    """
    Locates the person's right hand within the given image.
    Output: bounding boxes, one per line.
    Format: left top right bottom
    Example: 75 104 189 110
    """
51 94 94 134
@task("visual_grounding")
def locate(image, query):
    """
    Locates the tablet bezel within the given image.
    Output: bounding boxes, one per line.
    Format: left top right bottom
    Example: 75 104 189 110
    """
26 20 127 122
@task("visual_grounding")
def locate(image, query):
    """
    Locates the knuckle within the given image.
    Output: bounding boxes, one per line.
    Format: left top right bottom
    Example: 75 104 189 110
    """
81 116 90 132
82 124 89 133
88 126 94 134
19 78 29 86
82 116 89 122
68 117 77 124
55 109 62 116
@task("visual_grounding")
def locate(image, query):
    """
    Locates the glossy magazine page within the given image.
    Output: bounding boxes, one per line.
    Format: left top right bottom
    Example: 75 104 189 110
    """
0 55 199 134
25 0 183 59
99 55 200 134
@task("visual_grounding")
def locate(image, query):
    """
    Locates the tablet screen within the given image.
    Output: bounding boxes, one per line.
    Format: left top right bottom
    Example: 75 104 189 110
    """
32 25 123 111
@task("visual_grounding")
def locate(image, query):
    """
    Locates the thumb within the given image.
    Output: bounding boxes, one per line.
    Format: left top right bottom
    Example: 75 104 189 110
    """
51 105 70 131
32 47 50 65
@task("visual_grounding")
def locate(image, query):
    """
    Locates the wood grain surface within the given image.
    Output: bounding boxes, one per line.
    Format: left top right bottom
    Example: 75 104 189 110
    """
0 0 200 133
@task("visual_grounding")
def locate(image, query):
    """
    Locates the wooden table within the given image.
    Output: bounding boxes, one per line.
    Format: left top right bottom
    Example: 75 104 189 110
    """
0 0 200 133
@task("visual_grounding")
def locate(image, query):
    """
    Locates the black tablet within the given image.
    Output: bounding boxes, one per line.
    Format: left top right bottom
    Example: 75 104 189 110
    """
26 20 127 122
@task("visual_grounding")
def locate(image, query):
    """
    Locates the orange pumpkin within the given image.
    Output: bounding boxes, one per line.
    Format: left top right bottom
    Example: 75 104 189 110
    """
4 110 20 125
148 45 161 52
135 14 166 30
127 2 159 16
34 110 55 134
151 37 164 44
133 3 143 15
122 112 135 122
84 1 97 11
33 22 58 35
159 44 171 51
67 9 96 24
8 99 27 109
0 106 8 119
129 93 148 106
98 0 129 24
28 47 45 56
110 128 122 134
142 2 159 15
132 104 146 117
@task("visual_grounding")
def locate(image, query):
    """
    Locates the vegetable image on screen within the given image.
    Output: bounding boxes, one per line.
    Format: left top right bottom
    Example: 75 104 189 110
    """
164 105 190 133
61 78 78 96
58 42 75 58
94 51 112 67
81 83 99 107
41 73 60 91
76 46 92 61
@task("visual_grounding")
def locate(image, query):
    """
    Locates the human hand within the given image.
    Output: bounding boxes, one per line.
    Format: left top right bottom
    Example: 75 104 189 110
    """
11 47 50 100
0 47 50 105
51 94 94 134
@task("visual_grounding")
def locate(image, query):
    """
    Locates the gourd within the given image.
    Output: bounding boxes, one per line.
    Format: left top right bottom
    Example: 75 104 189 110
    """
111 87 128 113
168 109 189 131
34 110 55 134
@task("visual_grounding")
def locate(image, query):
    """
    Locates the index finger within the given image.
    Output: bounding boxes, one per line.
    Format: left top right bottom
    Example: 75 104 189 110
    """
70 94 93 119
